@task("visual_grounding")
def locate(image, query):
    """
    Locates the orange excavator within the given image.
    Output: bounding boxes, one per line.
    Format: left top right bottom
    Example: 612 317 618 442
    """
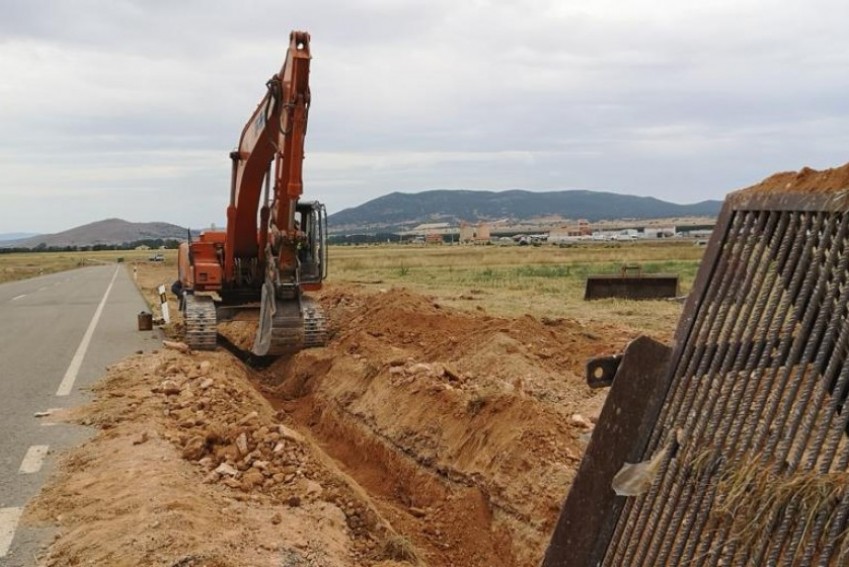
175 31 327 356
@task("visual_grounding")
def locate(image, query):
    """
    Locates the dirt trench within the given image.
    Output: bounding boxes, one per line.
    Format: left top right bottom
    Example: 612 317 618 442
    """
26 285 632 566
244 286 632 565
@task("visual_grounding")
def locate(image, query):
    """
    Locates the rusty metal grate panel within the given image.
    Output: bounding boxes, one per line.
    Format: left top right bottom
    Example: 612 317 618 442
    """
544 190 849 566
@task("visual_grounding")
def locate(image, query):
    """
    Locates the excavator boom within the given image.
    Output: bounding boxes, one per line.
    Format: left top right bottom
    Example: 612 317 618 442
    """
177 31 327 355
227 31 312 277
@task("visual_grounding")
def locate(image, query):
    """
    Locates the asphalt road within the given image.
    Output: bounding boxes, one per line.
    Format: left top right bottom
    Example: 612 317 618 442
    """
0 264 161 566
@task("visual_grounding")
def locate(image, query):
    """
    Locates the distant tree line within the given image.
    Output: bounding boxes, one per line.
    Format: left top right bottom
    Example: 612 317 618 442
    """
328 233 404 245
0 238 182 254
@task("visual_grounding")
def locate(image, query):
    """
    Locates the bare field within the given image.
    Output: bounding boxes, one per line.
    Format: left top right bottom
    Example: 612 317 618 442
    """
329 241 703 338
4 242 702 337
0 249 166 284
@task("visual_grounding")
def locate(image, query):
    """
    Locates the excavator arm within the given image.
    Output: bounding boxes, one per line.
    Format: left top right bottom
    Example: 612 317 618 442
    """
225 30 312 284
178 31 328 355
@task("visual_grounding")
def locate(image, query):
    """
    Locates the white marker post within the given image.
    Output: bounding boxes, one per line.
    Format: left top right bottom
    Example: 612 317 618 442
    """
158 284 170 324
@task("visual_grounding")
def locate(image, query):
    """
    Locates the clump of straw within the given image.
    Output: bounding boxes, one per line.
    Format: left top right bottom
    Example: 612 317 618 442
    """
711 453 849 561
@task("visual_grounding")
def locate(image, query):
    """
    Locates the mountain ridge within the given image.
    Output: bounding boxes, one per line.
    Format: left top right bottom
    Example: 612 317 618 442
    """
3 189 723 247
7 218 190 248
327 189 722 232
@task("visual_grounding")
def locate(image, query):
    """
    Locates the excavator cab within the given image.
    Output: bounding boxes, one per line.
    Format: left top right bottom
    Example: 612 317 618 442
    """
295 201 327 286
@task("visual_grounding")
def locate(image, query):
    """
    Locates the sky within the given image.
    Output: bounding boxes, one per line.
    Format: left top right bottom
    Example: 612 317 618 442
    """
2 0 849 233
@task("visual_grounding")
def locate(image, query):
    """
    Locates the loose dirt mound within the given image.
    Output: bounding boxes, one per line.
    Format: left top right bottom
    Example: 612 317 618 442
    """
27 285 634 566
736 161 849 195
260 286 632 565
26 350 407 566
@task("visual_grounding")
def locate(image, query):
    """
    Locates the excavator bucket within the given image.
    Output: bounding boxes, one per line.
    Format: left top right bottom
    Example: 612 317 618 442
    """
544 185 849 566
252 280 328 356
584 264 679 300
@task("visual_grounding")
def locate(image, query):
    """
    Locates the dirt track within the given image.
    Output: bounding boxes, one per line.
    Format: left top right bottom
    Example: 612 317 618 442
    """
26 284 634 566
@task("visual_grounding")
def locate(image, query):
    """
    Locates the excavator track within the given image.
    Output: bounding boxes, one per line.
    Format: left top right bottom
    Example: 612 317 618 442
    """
253 282 327 356
301 296 329 349
184 294 217 351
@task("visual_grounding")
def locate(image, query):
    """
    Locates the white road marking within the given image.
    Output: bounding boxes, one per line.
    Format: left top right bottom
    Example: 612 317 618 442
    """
56 266 120 396
18 445 49 474
11 294 25 301
0 507 23 557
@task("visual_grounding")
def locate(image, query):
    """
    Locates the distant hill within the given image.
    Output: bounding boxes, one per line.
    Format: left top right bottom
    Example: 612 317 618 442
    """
0 232 39 242
327 189 723 232
10 218 189 248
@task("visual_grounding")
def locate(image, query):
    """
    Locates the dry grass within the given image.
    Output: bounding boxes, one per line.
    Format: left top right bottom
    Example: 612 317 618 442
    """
711 453 849 562
4 241 703 338
126 251 183 337
328 240 703 337
1 252 98 283
380 534 421 564
0 249 165 284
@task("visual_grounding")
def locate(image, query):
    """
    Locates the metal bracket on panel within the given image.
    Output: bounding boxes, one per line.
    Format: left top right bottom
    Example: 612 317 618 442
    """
587 354 623 388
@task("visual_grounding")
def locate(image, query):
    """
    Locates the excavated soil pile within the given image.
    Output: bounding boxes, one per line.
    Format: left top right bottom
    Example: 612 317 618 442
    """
259 286 632 566
26 350 406 567
27 285 634 566
736 161 849 195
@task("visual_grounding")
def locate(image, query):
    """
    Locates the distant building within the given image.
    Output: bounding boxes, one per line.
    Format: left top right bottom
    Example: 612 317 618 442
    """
425 233 443 245
459 222 491 243
689 229 713 239
549 219 592 240
643 226 677 239
413 222 452 232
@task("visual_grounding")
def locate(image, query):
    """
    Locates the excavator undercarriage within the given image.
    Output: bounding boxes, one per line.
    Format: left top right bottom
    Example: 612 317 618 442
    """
182 289 327 356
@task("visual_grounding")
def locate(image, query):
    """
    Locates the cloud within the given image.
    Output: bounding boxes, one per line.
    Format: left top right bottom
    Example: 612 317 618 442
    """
2 0 849 232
